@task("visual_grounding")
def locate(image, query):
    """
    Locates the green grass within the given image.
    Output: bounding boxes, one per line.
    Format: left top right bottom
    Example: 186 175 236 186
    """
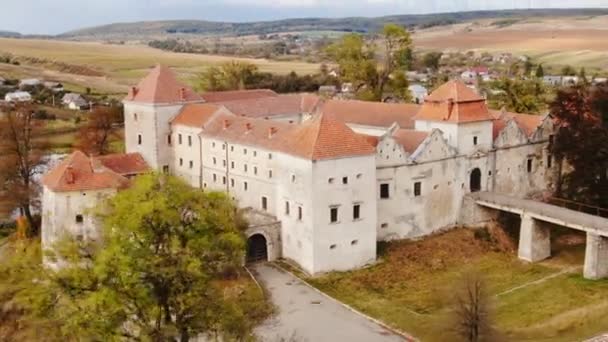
304 228 608 341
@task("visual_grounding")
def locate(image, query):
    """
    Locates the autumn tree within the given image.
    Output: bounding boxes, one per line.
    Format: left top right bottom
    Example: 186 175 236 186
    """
422 51 443 72
550 83 608 207
535 64 544 78
199 60 259 91
76 106 122 156
0 104 47 234
326 23 413 101
450 273 496 342
1 174 269 341
488 77 547 114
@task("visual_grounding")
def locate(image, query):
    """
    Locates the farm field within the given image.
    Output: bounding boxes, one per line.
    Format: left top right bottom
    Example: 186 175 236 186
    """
0 38 321 94
300 227 608 342
414 16 608 70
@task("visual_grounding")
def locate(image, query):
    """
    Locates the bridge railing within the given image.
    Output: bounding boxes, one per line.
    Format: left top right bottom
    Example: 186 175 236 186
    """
547 197 608 218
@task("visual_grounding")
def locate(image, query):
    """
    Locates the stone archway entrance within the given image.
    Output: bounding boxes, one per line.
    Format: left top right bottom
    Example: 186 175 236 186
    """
470 168 482 193
247 234 268 263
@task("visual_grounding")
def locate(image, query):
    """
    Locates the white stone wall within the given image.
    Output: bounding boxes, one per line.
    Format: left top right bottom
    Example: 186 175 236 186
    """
172 124 204 188
41 186 116 267
414 120 493 155
123 102 186 170
311 156 377 273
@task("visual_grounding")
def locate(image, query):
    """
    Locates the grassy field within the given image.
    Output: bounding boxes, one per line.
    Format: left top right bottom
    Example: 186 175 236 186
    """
0 38 321 94
302 227 608 341
414 15 608 70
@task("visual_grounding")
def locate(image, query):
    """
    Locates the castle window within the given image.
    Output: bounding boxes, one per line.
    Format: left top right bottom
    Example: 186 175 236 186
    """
268 153 273 160
188 135 192 146
213 157 217 165
243 148 247 155
162 165 169 174
244 164 248 173
222 176 226 185
231 146 234 152
298 206 303 221
254 166 258 175
342 177 348 185
213 174 217 182
285 201 290 215
167 135 171 145
75 215 84 224
137 134 142 145
380 183 390 199
244 182 248 191
356 173 363 179
178 134 182 145
473 136 478 145
223 160 227 167
212 142 216 148
231 179 235 187
133 113 138 121
330 244 337 250
179 158 183 166
268 170 273 179
414 182 422 197
291 174 296 183
328 178 334 184
527 158 533 173
253 151 257 157
330 207 339 223
222 143 226 150
231 161 235 169
189 161 193 169
261 196 268 211
351 240 358 246
353 204 361 220
381 223 389 229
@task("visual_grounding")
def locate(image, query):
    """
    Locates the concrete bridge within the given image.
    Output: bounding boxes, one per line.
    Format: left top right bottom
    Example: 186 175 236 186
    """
471 192 608 280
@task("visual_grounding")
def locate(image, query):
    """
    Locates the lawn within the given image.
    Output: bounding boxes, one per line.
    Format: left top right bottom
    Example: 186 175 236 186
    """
304 228 608 341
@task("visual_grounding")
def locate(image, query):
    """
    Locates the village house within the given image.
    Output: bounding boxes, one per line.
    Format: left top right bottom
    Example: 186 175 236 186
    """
4 91 32 102
408 84 428 104
542 76 563 87
40 65 556 275
62 93 89 110
19 78 41 88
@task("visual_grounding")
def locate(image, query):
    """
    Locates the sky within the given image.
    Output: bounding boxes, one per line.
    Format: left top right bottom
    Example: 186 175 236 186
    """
2 0 608 35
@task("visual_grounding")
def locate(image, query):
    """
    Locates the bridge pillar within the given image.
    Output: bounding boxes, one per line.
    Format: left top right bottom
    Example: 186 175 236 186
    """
518 213 551 262
584 233 608 280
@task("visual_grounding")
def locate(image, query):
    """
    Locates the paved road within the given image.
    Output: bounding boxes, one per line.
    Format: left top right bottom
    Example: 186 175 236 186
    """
252 263 405 342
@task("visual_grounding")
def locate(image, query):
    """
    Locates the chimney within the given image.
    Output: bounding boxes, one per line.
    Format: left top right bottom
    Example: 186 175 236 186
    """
179 87 186 101
131 86 139 97
223 119 230 129
268 127 278 139
447 98 455 118
66 165 75 184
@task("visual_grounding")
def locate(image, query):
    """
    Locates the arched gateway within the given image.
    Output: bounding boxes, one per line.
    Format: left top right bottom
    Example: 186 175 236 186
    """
470 168 482 193
247 234 269 263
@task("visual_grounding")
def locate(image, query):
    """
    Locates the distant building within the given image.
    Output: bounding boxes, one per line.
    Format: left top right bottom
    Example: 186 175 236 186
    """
562 76 579 86
593 77 608 85
341 82 354 93
542 76 562 87
19 78 41 88
408 84 428 104
62 93 89 110
461 66 489 84
318 85 338 97
4 91 32 102
43 81 64 92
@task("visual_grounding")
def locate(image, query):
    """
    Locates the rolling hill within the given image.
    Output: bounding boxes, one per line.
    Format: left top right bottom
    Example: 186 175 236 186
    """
59 8 608 40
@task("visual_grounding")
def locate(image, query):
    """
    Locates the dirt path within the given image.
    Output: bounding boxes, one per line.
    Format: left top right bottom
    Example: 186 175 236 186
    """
495 266 580 297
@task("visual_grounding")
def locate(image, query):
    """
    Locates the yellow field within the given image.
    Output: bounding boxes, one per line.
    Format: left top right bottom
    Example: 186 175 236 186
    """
414 15 608 70
0 38 321 93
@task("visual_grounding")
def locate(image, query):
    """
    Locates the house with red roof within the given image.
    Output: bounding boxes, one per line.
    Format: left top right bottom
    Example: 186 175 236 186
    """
41 65 556 275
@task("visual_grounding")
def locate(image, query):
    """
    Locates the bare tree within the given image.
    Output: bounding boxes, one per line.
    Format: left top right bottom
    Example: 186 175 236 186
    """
450 273 496 342
76 106 122 156
0 104 48 235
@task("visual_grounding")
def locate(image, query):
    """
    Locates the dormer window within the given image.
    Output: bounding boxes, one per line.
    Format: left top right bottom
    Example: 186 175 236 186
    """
473 136 478 146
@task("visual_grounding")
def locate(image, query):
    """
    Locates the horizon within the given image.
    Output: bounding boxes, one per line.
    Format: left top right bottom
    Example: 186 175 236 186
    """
2 1 608 35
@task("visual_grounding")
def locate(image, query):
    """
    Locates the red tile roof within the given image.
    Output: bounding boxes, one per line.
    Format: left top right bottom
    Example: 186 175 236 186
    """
124 65 202 104
490 109 543 139
217 94 322 119
289 112 376 160
321 99 420 129
94 153 150 177
201 112 375 161
392 129 430 153
416 80 494 123
42 151 130 192
201 89 278 103
171 103 224 128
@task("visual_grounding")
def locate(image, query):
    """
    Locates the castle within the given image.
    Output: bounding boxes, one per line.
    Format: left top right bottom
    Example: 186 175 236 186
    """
41 65 555 274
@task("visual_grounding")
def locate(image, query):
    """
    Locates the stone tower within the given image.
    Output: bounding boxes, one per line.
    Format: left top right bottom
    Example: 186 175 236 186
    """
122 65 204 171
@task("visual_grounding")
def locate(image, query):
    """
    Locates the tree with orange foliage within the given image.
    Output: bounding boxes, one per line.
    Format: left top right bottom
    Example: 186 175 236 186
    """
0 104 48 236
76 106 122 156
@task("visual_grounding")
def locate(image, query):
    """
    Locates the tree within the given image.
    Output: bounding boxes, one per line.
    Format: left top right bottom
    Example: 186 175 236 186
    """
326 23 412 101
450 273 495 342
488 77 547 114
3 174 267 341
422 51 443 72
0 104 47 234
550 84 608 207
535 64 544 78
76 106 122 156
561 65 576 76
198 61 259 91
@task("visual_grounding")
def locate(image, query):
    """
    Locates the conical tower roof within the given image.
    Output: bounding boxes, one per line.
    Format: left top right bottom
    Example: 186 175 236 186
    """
124 64 202 104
